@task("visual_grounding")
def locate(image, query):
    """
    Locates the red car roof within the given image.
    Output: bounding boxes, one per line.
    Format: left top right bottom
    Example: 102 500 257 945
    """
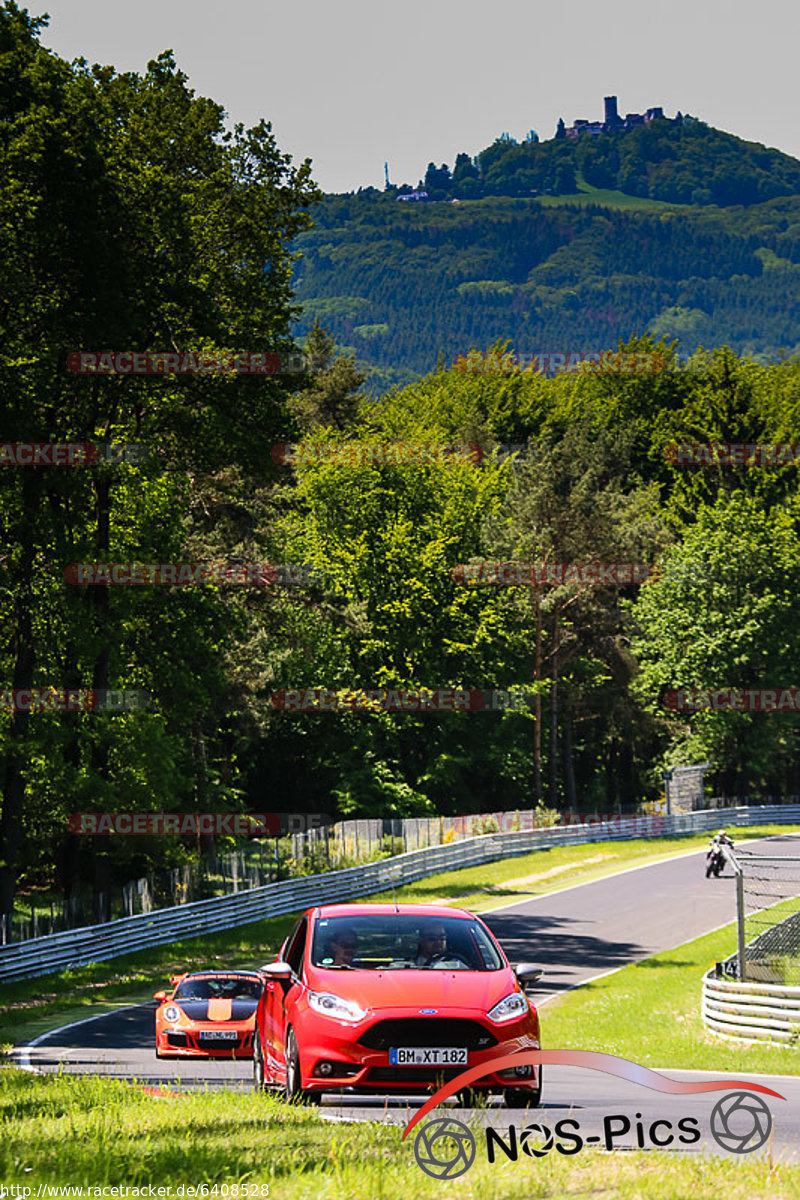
313 903 474 919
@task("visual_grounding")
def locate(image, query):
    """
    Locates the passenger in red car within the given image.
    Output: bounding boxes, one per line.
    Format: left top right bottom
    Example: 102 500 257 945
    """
328 931 358 966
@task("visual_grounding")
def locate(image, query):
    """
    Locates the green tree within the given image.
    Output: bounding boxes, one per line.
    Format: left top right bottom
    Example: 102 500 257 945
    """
630 493 800 795
0 2 318 920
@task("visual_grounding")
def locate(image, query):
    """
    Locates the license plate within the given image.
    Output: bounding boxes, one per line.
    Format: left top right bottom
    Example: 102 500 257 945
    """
389 1047 467 1066
199 1030 238 1041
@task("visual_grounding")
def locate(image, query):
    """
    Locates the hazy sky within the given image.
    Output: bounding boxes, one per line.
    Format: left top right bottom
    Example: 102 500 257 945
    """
38 0 799 195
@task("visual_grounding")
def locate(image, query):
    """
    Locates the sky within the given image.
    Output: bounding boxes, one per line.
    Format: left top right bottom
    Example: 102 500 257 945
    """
37 0 800 195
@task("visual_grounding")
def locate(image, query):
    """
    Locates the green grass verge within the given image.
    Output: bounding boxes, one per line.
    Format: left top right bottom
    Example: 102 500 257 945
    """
0 1069 798 1196
1 826 795 1049
542 921 800 1075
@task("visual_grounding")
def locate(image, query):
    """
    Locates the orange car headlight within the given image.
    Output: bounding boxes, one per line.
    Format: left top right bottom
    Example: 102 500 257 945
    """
163 1005 181 1023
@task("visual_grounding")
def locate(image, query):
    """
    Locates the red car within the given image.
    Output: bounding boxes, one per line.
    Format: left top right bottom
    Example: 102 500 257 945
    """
154 970 263 1058
253 903 543 1104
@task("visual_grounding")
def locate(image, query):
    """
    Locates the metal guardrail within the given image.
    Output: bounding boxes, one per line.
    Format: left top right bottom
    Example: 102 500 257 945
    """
702 972 800 1043
1 804 797 983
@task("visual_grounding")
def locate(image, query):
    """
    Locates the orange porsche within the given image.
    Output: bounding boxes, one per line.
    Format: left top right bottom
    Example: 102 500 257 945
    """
154 970 263 1058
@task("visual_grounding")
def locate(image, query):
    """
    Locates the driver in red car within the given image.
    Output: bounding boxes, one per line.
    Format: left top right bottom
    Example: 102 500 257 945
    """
413 922 468 968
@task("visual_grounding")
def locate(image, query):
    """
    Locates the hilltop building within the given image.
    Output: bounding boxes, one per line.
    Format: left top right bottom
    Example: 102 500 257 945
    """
555 95 669 139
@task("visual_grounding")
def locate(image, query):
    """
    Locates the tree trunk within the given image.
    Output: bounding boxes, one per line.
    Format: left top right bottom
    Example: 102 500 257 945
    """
89 473 111 923
563 694 577 811
0 474 40 936
549 602 560 807
532 587 542 803
193 717 216 859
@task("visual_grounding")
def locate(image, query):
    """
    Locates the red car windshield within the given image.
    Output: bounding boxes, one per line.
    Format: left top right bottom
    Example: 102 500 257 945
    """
311 914 504 970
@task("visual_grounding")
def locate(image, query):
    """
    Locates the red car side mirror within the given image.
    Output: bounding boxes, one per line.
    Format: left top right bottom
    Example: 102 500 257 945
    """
153 990 168 1001
259 961 294 981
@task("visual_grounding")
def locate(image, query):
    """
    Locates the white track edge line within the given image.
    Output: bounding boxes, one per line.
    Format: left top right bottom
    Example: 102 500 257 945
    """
13 1004 143 1073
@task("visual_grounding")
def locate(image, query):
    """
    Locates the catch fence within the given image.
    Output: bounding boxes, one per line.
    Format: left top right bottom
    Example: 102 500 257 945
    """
733 850 800 985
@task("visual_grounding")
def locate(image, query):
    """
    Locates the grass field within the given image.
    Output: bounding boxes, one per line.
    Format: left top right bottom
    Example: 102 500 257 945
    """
1 826 794 1048
532 175 687 212
0 1068 798 1197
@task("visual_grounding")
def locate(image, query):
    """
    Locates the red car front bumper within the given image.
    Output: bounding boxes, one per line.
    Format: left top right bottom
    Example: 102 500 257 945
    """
289 1007 540 1094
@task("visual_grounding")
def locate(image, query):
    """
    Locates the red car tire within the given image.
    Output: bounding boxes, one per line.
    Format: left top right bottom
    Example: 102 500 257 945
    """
284 1027 320 1105
503 1067 542 1108
253 1028 269 1092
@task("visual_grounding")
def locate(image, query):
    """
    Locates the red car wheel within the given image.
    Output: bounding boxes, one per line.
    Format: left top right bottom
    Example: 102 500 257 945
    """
284 1028 320 1105
504 1068 542 1108
253 1028 268 1092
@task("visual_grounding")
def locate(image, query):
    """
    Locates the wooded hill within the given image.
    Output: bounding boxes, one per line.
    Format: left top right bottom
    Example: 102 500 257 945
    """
293 149 800 392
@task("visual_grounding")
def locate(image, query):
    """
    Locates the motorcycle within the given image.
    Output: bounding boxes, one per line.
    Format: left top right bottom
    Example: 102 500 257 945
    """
705 844 728 877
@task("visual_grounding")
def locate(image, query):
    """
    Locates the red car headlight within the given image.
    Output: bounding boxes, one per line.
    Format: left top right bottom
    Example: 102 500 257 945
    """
487 992 529 1023
163 1005 181 1023
308 991 366 1023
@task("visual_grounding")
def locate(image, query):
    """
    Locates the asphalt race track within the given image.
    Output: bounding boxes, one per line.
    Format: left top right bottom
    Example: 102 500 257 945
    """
14 833 800 1158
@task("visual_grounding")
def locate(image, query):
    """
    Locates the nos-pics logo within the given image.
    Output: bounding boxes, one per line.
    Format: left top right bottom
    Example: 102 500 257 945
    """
404 1050 782 1179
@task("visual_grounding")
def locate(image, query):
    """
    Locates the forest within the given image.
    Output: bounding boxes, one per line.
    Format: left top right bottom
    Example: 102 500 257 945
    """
2 2 800 919
293 192 800 392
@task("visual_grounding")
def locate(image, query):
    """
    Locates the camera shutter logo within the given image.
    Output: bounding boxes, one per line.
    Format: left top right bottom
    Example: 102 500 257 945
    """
520 1122 555 1157
414 1117 476 1179
710 1091 772 1153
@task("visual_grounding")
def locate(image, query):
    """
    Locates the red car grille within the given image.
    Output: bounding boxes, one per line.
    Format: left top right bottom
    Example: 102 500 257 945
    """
368 1066 466 1083
358 1018 497 1051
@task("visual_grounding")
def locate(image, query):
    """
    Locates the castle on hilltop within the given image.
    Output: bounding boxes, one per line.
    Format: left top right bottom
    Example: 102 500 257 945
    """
555 95 682 139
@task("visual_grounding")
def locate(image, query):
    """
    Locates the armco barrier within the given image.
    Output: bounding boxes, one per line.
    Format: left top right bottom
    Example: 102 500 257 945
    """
1 805 797 982
702 972 800 1043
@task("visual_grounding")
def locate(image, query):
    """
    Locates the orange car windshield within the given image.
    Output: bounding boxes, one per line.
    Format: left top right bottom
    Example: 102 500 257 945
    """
174 977 263 1000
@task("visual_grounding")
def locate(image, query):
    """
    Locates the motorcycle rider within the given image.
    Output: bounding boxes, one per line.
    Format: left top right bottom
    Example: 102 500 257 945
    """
706 828 734 876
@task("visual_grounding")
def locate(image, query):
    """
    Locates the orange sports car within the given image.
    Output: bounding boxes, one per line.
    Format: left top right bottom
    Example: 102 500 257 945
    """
154 970 263 1058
